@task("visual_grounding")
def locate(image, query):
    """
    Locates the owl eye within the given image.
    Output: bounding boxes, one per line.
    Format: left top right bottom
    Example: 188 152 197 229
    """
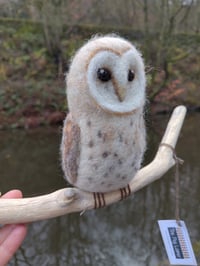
97 68 112 82
128 69 135 81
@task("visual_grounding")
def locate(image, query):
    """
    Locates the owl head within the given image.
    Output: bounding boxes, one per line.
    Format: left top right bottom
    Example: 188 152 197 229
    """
66 35 146 116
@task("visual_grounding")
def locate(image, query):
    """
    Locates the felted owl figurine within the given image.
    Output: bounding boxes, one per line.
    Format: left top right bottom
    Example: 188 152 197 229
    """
61 35 146 193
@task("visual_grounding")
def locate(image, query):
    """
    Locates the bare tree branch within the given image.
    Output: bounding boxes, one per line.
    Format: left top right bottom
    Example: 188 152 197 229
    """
0 106 187 225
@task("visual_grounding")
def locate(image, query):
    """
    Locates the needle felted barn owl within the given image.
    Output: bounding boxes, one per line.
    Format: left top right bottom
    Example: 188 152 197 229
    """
61 35 146 194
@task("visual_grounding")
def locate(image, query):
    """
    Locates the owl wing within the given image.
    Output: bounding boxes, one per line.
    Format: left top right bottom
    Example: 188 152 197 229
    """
61 112 80 185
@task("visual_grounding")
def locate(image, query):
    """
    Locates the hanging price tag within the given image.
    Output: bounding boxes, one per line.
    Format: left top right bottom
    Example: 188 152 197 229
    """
158 220 197 265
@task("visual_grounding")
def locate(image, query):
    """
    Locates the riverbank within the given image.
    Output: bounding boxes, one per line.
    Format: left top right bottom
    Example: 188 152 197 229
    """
0 18 199 129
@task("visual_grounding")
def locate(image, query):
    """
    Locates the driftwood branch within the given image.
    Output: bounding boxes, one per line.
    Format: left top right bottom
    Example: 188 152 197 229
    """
0 105 187 224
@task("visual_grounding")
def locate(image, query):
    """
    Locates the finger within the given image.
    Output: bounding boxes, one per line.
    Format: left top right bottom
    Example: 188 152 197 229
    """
1 190 23 199
0 190 25 244
0 224 27 266
0 225 17 245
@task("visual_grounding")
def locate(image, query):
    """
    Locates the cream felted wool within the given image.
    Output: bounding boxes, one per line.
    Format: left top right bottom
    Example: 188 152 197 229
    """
61 35 146 193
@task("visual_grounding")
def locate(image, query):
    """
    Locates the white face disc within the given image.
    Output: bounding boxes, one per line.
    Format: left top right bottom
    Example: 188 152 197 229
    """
87 49 145 114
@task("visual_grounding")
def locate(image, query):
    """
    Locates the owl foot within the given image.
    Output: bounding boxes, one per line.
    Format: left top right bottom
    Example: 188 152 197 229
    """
120 185 131 200
93 192 106 209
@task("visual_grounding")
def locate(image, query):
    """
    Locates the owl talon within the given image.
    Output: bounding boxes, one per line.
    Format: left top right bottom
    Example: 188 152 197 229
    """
120 185 131 200
93 192 106 209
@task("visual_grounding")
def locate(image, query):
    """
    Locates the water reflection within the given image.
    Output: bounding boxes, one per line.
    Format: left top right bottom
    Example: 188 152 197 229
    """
0 127 66 196
0 114 199 266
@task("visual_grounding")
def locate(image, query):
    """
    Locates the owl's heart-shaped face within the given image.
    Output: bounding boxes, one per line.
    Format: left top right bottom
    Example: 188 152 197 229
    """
87 48 145 114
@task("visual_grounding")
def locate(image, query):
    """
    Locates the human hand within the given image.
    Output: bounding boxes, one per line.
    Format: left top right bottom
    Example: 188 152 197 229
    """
0 190 27 266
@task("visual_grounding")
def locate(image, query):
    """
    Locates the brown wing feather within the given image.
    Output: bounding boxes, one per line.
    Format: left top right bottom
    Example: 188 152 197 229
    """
61 113 80 185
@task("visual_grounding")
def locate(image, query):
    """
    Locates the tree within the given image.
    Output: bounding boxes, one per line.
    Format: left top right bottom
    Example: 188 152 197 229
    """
29 0 94 76
143 0 195 100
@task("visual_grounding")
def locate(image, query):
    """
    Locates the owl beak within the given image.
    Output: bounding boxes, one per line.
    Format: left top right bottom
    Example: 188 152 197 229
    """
114 85 126 102
112 79 126 102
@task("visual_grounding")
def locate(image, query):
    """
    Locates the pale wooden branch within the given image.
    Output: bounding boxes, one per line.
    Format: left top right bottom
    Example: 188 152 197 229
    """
0 105 187 224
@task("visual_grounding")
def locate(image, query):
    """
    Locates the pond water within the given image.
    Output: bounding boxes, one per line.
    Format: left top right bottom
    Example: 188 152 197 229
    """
0 112 199 266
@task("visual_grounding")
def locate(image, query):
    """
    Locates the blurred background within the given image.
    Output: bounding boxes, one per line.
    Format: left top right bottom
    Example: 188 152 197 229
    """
0 0 199 129
0 0 200 265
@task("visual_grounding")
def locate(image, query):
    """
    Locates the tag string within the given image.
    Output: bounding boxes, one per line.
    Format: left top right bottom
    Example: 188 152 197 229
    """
160 143 184 226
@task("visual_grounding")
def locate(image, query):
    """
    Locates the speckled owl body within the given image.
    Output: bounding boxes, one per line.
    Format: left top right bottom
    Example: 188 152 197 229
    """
61 35 146 193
